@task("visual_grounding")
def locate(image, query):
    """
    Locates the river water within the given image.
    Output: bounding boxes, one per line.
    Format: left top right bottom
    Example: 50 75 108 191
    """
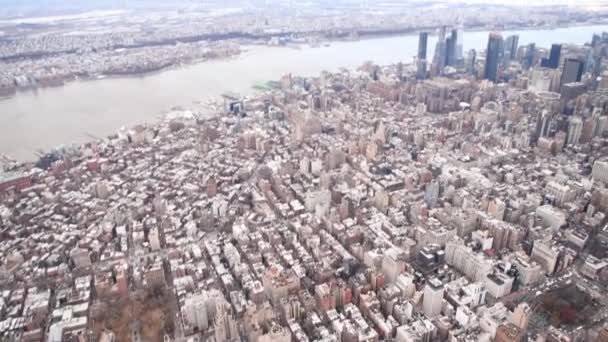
1 24 608 161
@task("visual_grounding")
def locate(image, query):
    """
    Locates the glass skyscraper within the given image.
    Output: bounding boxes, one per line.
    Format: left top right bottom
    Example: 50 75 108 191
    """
484 33 503 82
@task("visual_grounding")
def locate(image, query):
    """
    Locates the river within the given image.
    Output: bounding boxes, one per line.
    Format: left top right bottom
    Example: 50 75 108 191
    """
1 24 608 161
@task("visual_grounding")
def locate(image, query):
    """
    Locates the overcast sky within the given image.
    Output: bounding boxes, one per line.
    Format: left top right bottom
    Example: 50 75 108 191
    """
448 0 607 5
0 0 606 16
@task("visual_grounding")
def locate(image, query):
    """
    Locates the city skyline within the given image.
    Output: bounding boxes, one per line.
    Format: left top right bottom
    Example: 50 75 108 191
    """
2 2 608 342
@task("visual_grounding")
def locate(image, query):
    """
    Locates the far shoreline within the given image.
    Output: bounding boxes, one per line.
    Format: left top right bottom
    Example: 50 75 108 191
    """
1 20 607 102
2 21 608 164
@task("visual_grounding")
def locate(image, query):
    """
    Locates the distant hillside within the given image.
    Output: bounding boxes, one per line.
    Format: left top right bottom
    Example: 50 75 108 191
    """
0 0 209 18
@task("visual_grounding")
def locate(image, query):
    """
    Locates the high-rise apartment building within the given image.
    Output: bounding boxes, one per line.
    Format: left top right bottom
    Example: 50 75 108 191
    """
423 278 444 318
567 116 583 145
593 160 608 184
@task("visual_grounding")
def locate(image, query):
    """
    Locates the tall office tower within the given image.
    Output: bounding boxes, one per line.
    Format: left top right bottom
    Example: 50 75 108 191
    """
484 33 503 82
504 35 519 61
417 59 427 80
466 49 477 76
592 34 601 47
567 116 583 145
586 51 602 78
524 43 536 69
497 36 505 61
541 44 562 69
586 50 596 73
423 278 444 318
456 28 464 60
433 26 448 74
418 32 429 60
445 30 458 66
594 56 603 78
510 302 531 331
560 58 585 87
549 44 562 68
417 32 429 80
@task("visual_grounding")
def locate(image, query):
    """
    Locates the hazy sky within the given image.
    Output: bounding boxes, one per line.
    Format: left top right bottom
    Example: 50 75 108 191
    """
454 0 607 5
0 0 606 17
1 0 607 5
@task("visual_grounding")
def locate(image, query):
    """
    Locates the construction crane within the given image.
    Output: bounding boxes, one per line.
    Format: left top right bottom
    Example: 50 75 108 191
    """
85 132 100 140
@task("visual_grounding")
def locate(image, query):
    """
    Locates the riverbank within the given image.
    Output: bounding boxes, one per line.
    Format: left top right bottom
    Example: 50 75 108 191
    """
1 20 607 101
1 23 607 162
0 48 243 101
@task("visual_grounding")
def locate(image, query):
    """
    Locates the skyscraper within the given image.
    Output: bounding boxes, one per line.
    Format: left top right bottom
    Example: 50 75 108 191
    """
524 43 536 69
541 44 562 69
587 51 602 78
418 32 429 60
423 278 444 318
417 60 427 80
432 26 448 75
592 33 601 48
455 27 464 60
533 110 552 145
417 32 429 80
549 44 562 68
484 33 503 82
466 49 477 76
504 35 519 61
497 36 505 61
445 30 458 67
560 58 584 87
